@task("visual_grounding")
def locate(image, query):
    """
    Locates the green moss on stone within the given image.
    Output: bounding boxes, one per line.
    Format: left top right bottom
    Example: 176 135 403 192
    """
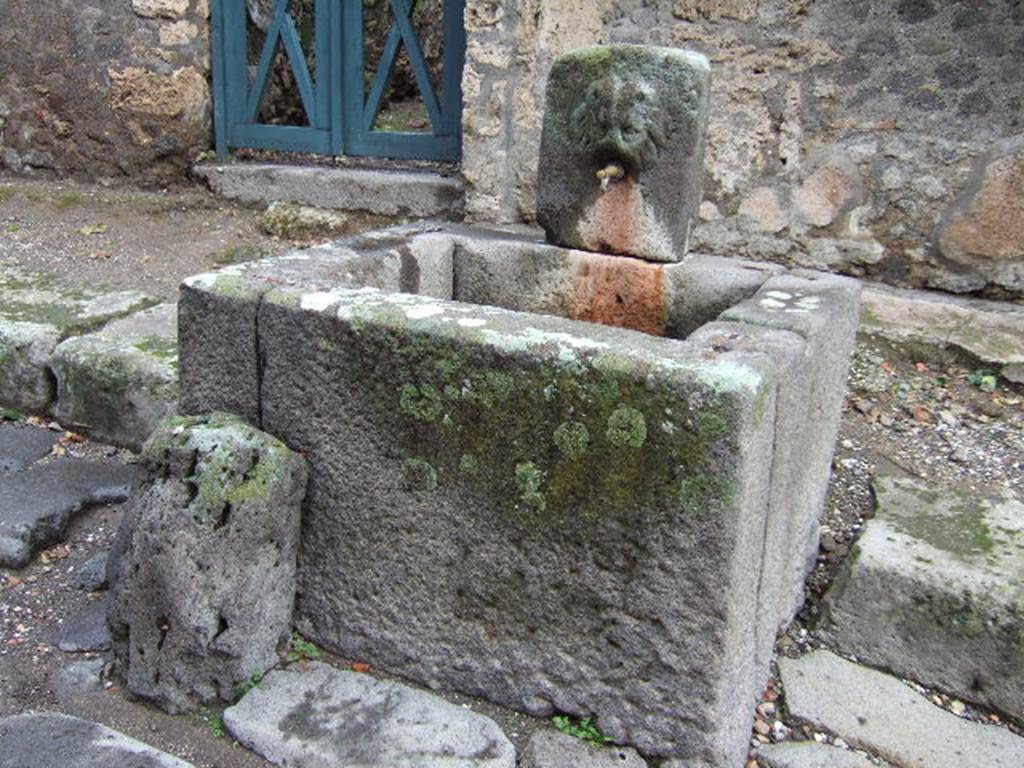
399 383 445 422
605 406 647 448
133 334 178 361
673 474 735 517
459 454 480 474
515 462 547 511
554 421 590 459
402 458 438 493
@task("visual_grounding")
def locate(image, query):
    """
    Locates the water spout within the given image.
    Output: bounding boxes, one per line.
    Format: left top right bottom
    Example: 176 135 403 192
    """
596 162 625 191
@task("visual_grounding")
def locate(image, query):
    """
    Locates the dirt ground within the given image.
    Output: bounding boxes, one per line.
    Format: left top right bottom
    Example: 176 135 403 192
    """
1 176 1022 766
0 174 390 301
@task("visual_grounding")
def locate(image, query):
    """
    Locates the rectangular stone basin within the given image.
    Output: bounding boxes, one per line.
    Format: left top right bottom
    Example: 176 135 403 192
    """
178 223 860 767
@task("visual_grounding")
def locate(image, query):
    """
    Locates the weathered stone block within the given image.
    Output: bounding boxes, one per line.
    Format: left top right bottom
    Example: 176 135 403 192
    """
108 413 307 713
52 303 179 451
0 263 155 414
177 224 859 767
824 476 1024 720
536 45 711 263
257 286 777 765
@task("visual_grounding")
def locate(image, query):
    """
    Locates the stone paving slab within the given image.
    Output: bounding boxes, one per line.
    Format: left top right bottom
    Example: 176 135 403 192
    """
521 730 647 768
0 423 57 472
0 712 195 768
0 459 137 568
52 302 179 450
0 261 156 413
55 596 111 653
223 662 515 768
780 650 1024 768
759 742 881 768
824 475 1024 720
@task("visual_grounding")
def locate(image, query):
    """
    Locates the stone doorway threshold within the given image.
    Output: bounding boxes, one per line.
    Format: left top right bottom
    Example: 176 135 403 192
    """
194 158 464 220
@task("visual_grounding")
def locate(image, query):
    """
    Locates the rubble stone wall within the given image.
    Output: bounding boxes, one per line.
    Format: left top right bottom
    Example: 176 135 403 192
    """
0 0 211 184
462 0 1024 298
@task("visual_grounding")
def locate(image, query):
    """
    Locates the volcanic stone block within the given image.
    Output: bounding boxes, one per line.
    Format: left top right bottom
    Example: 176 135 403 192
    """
108 413 308 713
52 303 179 451
824 476 1024 720
178 226 453 422
0 262 155 414
254 285 782 766
720 271 862 663
536 45 711 263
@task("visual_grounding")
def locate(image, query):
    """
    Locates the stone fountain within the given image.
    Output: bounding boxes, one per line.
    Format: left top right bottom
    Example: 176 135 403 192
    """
116 45 860 768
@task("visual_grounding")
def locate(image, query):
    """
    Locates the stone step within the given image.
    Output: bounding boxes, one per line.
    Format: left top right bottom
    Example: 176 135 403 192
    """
779 650 1024 768
51 302 179 450
0 712 195 767
823 475 1024 719
195 162 464 220
222 661 516 768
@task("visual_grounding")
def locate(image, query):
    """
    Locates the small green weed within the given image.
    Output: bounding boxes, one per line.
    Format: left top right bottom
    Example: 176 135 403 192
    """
54 193 87 209
238 670 269 697
0 187 14 204
199 707 226 739
286 631 324 663
968 369 998 392
6 224 22 233
1 409 25 422
211 243 275 266
552 715 613 745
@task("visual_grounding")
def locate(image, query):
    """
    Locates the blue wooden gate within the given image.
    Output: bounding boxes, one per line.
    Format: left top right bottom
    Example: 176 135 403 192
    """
212 0 466 161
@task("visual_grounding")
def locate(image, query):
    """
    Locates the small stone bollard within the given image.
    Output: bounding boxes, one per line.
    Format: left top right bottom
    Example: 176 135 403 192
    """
108 412 307 713
537 44 711 263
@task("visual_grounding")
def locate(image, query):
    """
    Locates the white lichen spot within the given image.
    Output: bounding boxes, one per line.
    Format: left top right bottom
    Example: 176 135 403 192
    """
661 420 677 435
796 296 822 310
405 304 446 320
457 318 487 328
300 292 337 312
760 298 787 310
763 290 793 301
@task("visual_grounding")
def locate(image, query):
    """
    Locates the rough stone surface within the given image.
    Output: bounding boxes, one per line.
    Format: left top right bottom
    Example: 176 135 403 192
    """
223 662 516 768
860 283 1024 383
259 285 781 765
720 271 862 667
0 712 195 768
0 460 137 568
259 202 351 240
824 476 1024 719
780 651 1024 768
179 223 858 766
55 596 112 653
0 262 156 414
936 136 1024 292
461 1 1024 298
0 0 210 182
108 413 307 713
0 423 57 472
53 658 106 702
521 730 647 768
52 302 179 450
536 45 710 263
758 742 878 768
194 164 465 219
72 550 110 592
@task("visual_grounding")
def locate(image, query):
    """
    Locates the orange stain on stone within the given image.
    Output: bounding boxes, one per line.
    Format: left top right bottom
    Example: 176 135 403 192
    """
578 178 644 257
569 251 667 337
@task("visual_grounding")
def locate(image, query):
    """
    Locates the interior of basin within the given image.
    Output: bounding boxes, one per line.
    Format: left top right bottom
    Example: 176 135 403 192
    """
339 224 779 341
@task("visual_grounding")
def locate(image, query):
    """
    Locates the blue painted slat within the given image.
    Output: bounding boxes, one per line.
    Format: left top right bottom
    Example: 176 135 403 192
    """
211 0 229 157
329 0 343 153
388 0 444 132
440 0 465 140
229 124 333 154
243 0 290 122
278 14 318 125
362 20 405 131
223 0 250 127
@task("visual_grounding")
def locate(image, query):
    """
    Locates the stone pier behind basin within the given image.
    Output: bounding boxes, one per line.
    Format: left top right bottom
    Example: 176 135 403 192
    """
177 223 860 767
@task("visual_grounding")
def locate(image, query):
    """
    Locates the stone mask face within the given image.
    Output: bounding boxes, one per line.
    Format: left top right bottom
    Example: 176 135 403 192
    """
537 45 711 264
